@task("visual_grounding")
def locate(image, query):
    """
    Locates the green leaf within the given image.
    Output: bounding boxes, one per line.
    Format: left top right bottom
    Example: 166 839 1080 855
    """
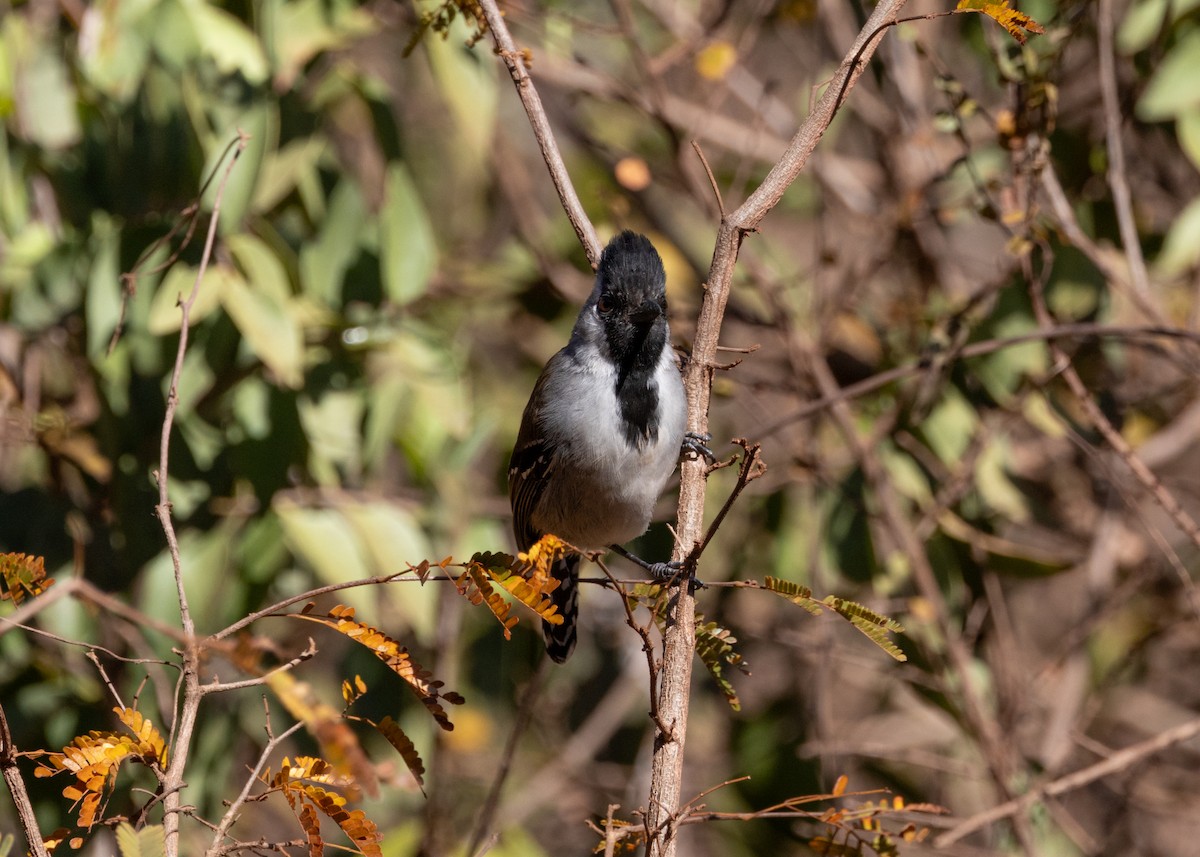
203 103 277 232
1117 0 1169 54
975 436 1029 521
1118 0 1200 55
77 0 155 104
227 233 292 307
253 135 327 215
1154 193 1200 277
183 0 269 84
1177 108 1200 174
275 498 375 618
341 501 432 577
115 822 166 857
921 388 977 465
146 263 229 335
300 179 368 305
298 391 365 484
424 18 499 178
270 0 376 89
85 214 123 357
694 616 749 711
1137 30 1200 121
379 164 437 305
11 30 82 149
219 261 304 389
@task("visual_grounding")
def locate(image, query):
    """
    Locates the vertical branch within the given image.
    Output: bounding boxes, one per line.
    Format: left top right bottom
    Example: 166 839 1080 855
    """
477 2 909 853
646 3 909 855
1097 0 1155 312
477 0 603 267
158 133 248 857
0 702 51 857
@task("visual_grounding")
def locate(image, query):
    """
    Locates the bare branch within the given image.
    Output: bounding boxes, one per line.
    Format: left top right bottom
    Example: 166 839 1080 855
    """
647 4 911 855
158 131 249 857
0 702 51 857
477 0 602 267
937 716 1200 846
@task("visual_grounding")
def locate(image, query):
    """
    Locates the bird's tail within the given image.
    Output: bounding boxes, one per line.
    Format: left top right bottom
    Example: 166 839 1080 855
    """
543 553 579 663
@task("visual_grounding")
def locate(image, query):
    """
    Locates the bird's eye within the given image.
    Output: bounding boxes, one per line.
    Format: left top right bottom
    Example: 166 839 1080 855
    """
597 294 614 314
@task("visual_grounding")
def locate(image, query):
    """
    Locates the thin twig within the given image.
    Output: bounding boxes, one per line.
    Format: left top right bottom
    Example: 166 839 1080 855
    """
0 702 51 857
1097 0 1155 311
760 322 1200 437
1027 253 1200 551
197 640 318 695
476 0 602 267
691 139 726 219
937 716 1200 846
467 659 548 857
684 439 765 569
646 4 910 855
159 131 249 857
202 703 305 857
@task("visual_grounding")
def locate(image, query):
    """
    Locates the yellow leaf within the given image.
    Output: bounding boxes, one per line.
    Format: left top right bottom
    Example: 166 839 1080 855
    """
695 41 737 80
833 774 849 797
956 0 1045 44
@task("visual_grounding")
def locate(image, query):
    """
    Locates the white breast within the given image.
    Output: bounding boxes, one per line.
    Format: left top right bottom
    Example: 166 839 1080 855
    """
532 345 686 549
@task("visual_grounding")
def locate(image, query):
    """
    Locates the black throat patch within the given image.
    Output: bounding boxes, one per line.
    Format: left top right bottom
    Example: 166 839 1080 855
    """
609 321 665 447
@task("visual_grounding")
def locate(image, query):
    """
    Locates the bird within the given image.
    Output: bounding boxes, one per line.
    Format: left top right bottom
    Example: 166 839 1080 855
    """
508 230 700 663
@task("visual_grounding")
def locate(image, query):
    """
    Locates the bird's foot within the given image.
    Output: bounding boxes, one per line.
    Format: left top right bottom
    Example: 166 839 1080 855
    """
681 431 716 463
611 546 706 589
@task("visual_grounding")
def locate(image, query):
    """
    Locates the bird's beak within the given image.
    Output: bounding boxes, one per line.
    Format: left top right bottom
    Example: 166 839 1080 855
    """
628 299 662 325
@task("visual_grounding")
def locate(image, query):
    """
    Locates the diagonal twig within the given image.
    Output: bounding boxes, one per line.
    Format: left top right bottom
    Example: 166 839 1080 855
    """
476 0 602 267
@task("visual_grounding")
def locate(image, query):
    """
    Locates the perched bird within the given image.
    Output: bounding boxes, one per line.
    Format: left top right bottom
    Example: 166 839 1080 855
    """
509 231 695 662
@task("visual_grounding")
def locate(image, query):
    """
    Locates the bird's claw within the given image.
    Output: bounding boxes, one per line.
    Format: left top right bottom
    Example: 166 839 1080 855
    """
681 431 716 463
647 560 706 590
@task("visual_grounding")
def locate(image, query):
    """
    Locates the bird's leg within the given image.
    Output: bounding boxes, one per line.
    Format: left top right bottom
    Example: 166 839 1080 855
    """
610 544 705 589
681 431 715 463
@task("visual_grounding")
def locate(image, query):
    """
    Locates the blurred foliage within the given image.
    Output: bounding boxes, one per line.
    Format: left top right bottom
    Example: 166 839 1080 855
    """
3 0 1200 856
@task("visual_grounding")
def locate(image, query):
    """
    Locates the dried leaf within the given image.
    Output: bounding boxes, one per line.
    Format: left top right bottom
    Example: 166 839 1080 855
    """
0 552 55 604
453 564 518 638
764 578 907 662
956 0 1045 44
373 715 425 789
472 550 563 626
289 606 463 730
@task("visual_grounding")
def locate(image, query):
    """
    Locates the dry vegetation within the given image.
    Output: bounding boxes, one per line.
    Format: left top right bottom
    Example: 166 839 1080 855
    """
2 1 1200 856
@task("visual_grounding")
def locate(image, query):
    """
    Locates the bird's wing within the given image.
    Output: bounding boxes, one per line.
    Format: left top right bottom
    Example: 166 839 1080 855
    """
508 359 560 552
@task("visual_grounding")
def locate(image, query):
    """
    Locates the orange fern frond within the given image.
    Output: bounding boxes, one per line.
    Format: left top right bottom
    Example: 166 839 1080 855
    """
373 715 426 790
266 669 376 798
956 0 1044 44
453 563 519 638
291 605 463 731
472 551 564 626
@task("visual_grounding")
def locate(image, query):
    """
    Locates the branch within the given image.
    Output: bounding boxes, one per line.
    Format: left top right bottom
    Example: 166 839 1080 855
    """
202 704 305 857
0 702 51 857
158 131 248 857
936 716 1200 846
1028 257 1200 551
1097 0 1156 314
477 0 603 267
647 3 910 855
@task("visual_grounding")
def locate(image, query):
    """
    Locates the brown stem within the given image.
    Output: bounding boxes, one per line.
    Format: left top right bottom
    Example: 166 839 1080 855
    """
476 0 603 267
158 132 248 857
0 702 51 857
646 3 910 854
